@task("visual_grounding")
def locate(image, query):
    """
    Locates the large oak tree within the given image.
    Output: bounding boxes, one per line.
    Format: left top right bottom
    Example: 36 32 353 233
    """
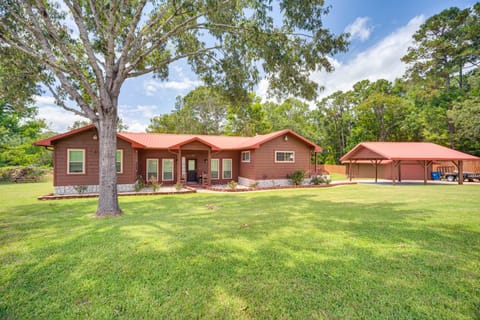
0 0 347 216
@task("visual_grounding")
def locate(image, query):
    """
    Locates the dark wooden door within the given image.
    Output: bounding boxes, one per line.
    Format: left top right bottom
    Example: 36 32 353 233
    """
187 159 196 182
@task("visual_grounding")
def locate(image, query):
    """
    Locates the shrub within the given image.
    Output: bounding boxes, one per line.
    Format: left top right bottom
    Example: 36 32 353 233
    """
287 170 306 185
310 174 331 185
175 183 183 191
227 180 238 189
149 176 161 192
73 185 88 194
0 166 48 182
134 176 145 192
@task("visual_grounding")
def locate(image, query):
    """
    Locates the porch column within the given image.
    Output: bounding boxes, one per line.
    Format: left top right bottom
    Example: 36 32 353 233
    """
314 152 317 175
207 149 211 186
177 148 182 184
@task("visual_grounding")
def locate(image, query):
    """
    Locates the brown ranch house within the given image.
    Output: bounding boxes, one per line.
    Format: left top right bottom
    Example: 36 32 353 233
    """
35 125 323 194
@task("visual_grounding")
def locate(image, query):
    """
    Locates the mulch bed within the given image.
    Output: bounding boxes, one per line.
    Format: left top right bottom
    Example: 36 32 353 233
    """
38 188 196 200
206 181 356 192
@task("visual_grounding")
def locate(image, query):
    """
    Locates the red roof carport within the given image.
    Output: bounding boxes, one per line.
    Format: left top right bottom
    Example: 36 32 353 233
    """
340 142 480 185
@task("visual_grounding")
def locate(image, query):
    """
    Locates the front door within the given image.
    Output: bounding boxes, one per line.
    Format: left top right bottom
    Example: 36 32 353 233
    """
187 159 196 182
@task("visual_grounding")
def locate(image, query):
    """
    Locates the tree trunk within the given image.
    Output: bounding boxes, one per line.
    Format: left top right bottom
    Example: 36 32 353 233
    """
95 112 122 217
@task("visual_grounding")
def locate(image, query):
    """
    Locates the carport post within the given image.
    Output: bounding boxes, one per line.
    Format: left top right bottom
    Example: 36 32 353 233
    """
391 162 395 185
458 160 464 185
424 160 427 185
349 160 352 181
398 161 402 182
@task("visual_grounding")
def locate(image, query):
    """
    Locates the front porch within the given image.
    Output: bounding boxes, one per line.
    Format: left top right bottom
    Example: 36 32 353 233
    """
139 138 218 187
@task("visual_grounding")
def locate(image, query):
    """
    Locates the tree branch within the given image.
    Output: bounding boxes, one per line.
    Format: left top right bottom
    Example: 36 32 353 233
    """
44 82 90 119
126 46 220 78
125 13 204 74
64 0 106 95
32 0 99 104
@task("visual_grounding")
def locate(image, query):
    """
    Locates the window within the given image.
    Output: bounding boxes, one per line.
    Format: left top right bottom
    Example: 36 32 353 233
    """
222 159 232 179
275 151 295 163
162 159 174 181
67 149 85 174
211 159 219 179
146 159 158 181
241 151 250 162
116 150 123 173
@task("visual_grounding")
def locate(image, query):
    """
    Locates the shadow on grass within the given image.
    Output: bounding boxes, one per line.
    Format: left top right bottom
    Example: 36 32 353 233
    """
1 191 479 319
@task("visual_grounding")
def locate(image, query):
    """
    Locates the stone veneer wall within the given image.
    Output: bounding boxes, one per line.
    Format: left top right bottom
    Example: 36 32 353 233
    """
238 176 310 188
54 183 135 195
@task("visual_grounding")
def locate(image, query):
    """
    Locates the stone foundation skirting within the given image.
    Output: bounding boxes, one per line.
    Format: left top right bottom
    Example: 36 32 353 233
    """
238 176 310 188
54 183 135 195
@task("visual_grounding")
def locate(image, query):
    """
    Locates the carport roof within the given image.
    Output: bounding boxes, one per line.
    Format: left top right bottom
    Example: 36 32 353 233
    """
340 142 480 162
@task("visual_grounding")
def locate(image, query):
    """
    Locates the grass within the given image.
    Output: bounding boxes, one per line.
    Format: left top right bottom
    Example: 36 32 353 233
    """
0 180 479 319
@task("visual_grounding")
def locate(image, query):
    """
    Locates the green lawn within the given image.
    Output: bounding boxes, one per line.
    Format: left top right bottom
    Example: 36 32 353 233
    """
1 181 479 319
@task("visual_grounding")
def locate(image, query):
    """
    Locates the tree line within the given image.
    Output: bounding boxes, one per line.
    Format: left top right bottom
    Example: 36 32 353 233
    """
148 4 480 162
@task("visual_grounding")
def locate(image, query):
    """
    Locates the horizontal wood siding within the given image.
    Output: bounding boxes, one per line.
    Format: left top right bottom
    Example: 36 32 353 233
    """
53 128 136 186
138 149 239 184
138 150 177 185
239 150 255 179
212 150 239 184
353 163 432 180
181 141 211 150
254 133 312 180
349 148 384 160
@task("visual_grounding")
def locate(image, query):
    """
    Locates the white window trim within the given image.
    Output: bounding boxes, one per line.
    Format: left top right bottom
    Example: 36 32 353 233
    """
241 151 251 163
274 151 295 163
146 158 159 181
222 158 233 179
116 149 123 174
67 148 85 174
211 159 219 180
162 158 174 181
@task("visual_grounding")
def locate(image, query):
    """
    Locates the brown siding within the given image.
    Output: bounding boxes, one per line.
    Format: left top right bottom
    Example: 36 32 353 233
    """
211 150 240 184
138 149 240 184
138 150 178 185
351 148 384 159
239 150 256 179
181 141 211 150
53 128 136 186
353 162 432 180
253 133 313 180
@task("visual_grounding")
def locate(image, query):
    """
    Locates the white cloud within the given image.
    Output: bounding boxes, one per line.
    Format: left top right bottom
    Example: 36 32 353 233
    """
345 17 373 42
119 104 160 132
35 96 88 132
34 95 161 133
312 15 425 100
256 16 425 104
143 78 201 96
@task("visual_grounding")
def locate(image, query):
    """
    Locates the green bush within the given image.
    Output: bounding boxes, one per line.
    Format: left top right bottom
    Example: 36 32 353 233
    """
134 176 145 192
310 174 331 185
0 166 48 182
287 170 306 185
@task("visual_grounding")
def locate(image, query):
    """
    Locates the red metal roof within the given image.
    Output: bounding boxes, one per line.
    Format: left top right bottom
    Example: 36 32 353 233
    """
340 142 480 162
35 126 322 152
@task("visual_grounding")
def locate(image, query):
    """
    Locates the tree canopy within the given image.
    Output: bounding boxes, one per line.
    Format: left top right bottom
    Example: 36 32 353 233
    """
0 0 348 215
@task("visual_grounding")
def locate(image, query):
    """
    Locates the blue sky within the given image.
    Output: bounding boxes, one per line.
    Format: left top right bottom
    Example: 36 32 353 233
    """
36 0 476 132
